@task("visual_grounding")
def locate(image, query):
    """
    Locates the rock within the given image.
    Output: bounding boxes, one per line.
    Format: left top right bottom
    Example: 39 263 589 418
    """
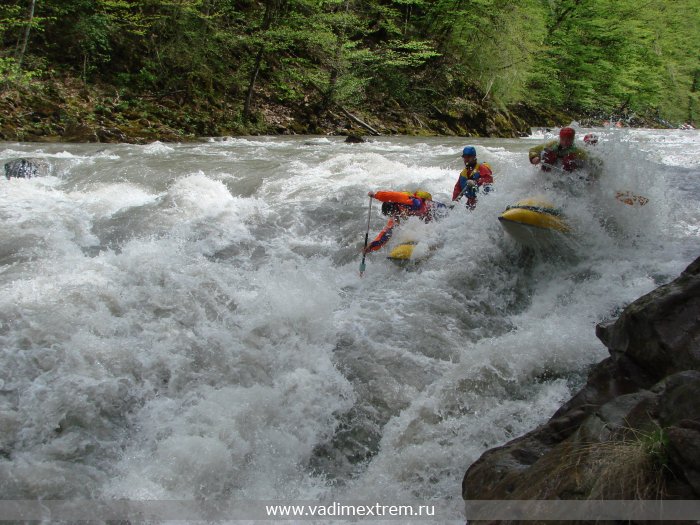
596 259 700 380
4 158 51 179
666 425 700 494
96 126 128 143
577 390 658 442
63 122 99 142
463 255 700 506
344 134 365 143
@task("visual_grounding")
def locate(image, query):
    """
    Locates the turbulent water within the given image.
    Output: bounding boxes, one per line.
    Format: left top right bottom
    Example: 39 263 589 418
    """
1 129 699 520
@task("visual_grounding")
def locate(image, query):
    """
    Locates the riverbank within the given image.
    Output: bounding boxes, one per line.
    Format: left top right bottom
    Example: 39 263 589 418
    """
0 75 673 144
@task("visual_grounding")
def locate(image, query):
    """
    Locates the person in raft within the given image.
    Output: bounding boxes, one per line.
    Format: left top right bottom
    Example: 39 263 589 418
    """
363 190 447 254
452 146 494 210
528 127 588 172
583 133 599 146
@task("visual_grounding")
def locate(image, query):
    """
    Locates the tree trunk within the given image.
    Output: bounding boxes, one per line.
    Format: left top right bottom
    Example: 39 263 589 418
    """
243 46 264 121
689 69 699 124
17 0 37 70
323 63 339 112
322 0 350 113
339 106 381 136
242 0 280 122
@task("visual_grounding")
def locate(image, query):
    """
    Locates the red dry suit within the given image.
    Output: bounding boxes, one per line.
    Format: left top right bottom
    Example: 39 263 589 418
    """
452 162 494 209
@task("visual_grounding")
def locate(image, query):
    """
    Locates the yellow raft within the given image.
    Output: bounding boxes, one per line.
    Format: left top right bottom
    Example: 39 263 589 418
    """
498 198 570 247
387 241 427 266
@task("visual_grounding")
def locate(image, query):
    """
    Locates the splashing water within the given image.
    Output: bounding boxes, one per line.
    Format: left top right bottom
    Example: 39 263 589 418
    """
1 130 698 519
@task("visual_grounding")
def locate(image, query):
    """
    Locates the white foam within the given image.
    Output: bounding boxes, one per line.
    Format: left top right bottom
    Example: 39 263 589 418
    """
142 141 176 154
0 133 698 512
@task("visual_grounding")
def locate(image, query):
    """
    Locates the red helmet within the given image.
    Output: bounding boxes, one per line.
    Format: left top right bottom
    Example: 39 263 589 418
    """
559 127 575 140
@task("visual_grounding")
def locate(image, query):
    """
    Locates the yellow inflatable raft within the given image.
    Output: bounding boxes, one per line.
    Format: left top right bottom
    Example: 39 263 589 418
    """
387 241 429 266
498 198 570 247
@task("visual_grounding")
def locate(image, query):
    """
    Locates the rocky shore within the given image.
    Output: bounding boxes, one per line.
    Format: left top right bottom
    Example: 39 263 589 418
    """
0 76 669 144
463 255 700 520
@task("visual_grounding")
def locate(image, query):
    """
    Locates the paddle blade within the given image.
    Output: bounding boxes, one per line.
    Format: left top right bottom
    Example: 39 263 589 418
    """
615 191 649 206
359 256 367 277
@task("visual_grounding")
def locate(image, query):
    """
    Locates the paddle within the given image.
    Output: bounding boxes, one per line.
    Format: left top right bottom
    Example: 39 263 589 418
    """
359 196 373 276
615 191 649 207
540 162 649 206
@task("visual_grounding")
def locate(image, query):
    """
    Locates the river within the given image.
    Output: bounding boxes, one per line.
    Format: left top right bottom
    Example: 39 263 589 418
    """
1 129 699 521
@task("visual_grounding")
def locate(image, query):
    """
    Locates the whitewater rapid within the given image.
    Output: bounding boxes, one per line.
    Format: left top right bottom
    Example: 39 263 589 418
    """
1 129 698 520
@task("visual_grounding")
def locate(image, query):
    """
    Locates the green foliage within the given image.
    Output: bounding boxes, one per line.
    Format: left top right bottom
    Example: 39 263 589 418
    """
73 13 113 76
0 4 24 42
522 0 699 124
0 0 697 126
0 57 41 89
377 40 439 68
271 78 304 103
638 424 670 469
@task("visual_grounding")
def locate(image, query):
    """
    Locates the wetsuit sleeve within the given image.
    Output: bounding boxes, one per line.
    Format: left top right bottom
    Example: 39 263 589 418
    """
452 168 470 200
452 179 464 201
365 218 395 252
529 140 558 162
528 144 545 162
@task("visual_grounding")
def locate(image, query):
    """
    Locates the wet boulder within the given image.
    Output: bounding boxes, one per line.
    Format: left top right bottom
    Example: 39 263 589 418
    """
596 256 700 380
462 254 700 506
4 158 51 179
344 134 365 144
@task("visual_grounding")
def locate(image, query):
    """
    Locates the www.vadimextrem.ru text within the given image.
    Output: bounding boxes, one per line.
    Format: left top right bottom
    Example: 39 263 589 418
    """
265 502 435 518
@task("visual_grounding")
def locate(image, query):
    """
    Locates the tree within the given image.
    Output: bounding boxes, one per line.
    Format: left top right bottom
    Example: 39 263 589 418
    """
243 0 286 121
16 0 36 69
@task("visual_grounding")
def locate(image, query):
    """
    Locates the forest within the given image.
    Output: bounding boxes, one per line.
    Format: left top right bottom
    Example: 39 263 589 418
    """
1 0 698 141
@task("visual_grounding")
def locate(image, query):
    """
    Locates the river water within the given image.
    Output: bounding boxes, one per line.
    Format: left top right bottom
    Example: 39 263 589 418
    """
1 129 699 520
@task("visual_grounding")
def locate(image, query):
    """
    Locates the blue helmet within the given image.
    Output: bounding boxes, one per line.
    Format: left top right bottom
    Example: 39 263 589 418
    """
462 146 476 157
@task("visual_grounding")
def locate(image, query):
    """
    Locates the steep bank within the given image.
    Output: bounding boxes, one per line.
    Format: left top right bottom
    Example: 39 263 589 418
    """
0 76 623 144
463 255 700 517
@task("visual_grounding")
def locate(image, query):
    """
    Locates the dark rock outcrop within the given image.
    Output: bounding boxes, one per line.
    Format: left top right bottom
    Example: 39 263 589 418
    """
463 256 700 509
344 134 365 143
4 158 51 179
